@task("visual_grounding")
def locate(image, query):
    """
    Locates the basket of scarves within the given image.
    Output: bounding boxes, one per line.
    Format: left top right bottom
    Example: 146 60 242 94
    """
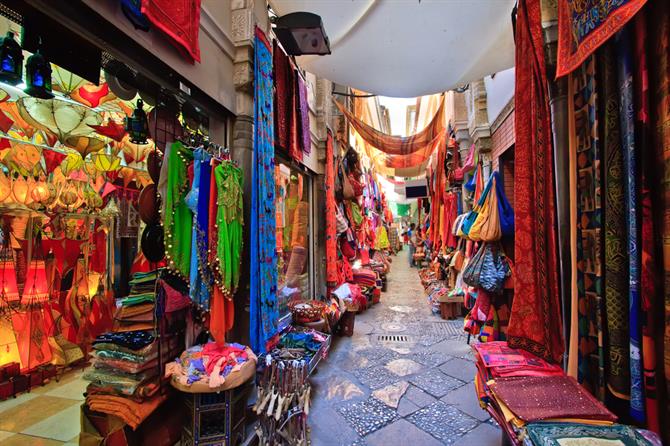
167 344 257 393
289 300 327 324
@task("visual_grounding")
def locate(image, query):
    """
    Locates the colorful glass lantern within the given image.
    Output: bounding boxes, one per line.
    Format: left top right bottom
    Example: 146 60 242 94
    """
0 32 23 85
23 259 49 303
0 259 19 304
125 99 149 144
24 45 54 99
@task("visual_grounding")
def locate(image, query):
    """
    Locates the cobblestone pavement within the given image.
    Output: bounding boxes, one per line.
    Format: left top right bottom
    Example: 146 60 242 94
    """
309 249 501 445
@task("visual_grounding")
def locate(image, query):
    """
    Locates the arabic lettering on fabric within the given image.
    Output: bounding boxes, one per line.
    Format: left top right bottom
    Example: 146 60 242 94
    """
250 27 279 354
598 41 631 408
524 422 654 446
507 0 564 364
616 27 645 424
570 55 605 401
556 0 647 77
164 141 193 277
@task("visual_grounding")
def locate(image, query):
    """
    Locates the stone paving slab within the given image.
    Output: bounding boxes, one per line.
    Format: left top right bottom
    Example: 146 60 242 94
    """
408 369 465 398
439 357 477 382
337 397 399 437
407 401 479 444
353 365 401 390
365 419 444 446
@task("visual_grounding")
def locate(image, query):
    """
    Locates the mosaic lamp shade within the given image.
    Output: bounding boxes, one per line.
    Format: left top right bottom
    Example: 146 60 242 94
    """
0 259 19 305
23 259 49 303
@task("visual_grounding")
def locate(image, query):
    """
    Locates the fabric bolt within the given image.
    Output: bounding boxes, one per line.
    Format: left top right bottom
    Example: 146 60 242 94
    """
556 0 648 77
325 131 338 286
164 141 193 277
616 27 645 424
93 330 155 351
571 56 605 401
598 41 631 408
524 422 653 446
649 0 670 436
86 393 167 430
635 11 661 434
250 28 279 354
507 0 564 365
489 375 618 424
141 0 201 63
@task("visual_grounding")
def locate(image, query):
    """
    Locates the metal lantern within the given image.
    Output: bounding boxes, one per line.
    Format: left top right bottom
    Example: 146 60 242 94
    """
125 99 149 144
0 32 23 85
24 45 53 99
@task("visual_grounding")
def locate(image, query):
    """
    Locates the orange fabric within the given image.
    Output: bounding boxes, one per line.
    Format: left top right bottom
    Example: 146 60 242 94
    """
86 393 167 429
209 288 234 343
333 96 445 156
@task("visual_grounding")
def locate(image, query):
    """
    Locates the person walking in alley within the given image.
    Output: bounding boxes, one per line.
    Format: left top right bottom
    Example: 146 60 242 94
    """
407 223 418 267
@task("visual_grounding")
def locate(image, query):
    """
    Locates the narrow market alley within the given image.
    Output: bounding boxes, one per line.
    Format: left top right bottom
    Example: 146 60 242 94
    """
308 251 500 446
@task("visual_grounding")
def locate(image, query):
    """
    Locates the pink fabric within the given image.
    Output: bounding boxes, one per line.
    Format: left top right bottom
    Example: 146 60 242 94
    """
201 343 248 376
142 0 201 63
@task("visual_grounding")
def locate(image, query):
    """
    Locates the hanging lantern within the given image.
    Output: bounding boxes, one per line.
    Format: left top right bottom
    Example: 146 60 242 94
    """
125 99 149 144
23 259 49 303
0 259 19 304
0 32 23 85
24 44 54 99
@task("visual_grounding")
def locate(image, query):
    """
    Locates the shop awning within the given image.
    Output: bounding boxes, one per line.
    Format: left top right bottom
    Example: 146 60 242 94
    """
269 0 516 97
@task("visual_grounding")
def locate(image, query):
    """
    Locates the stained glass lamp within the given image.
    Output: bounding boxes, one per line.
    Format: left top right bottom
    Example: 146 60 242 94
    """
0 32 23 85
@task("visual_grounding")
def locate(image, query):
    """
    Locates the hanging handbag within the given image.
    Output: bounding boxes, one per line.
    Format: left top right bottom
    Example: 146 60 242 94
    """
478 244 511 294
480 177 502 242
452 213 465 236
494 172 514 236
340 162 355 200
336 204 349 234
462 243 486 287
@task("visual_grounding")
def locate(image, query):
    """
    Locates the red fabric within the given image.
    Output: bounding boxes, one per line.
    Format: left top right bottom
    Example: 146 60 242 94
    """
201 342 247 375
325 132 338 287
273 40 291 151
43 150 67 174
556 0 647 77
507 0 564 364
89 226 107 274
11 307 52 370
289 71 302 163
141 0 201 63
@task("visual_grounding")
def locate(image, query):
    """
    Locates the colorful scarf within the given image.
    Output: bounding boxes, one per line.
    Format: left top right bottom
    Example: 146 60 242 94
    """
273 39 291 152
616 26 645 424
556 0 647 77
194 155 213 309
250 28 278 354
507 0 564 365
571 55 605 400
325 131 338 287
141 0 201 63
298 76 311 154
164 141 193 278
598 41 631 410
650 0 670 439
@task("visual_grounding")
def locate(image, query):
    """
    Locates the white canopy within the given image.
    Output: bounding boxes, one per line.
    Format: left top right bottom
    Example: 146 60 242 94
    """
269 0 516 97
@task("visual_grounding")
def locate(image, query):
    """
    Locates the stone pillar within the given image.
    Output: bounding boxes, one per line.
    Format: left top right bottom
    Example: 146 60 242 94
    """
228 0 256 345
452 92 473 211
467 79 492 177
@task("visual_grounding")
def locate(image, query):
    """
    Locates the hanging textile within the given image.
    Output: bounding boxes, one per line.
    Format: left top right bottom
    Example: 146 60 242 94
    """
297 77 311 155
273 40 291 152
141 0 201 63
289 72 303 163
598 41 630 410
507 0 564 365
186 148 211 307
214 161 244 297
650 0 670 436
164 141 193 277
570 56 605 400
616 27 645 424
325 131 338 287
556 0 647 77
194 155 213 310
250 28 278 354
635 11 661 434
333 96 445 156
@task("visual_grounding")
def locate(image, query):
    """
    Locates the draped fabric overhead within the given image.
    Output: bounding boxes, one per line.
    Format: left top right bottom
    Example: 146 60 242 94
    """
333 96 445 156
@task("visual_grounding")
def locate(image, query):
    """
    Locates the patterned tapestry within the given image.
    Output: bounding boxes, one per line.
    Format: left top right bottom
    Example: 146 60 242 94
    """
571 55 605 401
250 28 279 354
616 27 645 424
650 0 670 438
598 41 631 410
325 131 338 287
556 0 648 77
507 0 564 365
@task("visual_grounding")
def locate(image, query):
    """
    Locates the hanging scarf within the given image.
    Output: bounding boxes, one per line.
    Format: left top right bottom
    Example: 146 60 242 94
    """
635 11 661 434
194 155 213 310
556 0 647 77
186 148 210 307
250 28 278 354
214 161 244 297
141 0 201 63
598 41 630 412
616 26 645 424
325 131 338 287
571 55 605 401
164 141 193 277
273 40 291 152
298 76 311 155
650 0 670 437
507 0 564 365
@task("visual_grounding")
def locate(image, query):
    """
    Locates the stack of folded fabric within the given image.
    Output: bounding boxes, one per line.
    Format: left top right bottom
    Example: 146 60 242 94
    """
113 271 159 332
472 341 659 445
84 329 180 429
351 268 377 287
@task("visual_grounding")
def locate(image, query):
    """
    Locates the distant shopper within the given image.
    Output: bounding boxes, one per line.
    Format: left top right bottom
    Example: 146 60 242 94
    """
407 223 417 267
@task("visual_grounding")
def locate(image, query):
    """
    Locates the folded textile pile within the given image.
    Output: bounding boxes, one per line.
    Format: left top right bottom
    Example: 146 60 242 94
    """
113 270 159 332
85 392 167 430
472 341 659 445
351 268 377 287
166 342 256 391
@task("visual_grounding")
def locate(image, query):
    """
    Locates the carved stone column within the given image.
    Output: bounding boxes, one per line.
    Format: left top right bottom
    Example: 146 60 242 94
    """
229 0 257 344
467 79 492 177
